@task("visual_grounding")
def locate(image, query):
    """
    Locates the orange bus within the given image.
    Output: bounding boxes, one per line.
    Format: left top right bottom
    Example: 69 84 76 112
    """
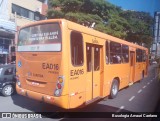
16 19 148 109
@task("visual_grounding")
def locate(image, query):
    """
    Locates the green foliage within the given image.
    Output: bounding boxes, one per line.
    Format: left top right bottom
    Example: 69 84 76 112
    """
49 0 61 8
47 0 154 48
65 12 102 25
47 9 64 18
61 0 83 12
120 10 153 47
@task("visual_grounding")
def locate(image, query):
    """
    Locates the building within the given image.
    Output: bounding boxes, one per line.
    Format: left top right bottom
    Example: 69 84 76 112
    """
151 11 160 58
0 0 48 64
154 12 160 43
9 0 48 27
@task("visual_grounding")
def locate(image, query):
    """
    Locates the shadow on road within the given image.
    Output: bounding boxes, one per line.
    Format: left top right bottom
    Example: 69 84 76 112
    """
11 94 62 112
9 65 159 121
10 94 152 121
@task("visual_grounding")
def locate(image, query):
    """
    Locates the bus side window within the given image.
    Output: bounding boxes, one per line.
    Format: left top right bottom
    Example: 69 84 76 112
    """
105 41 109 64
122 45 129 63
142 50 146 62
110 41 121 64
94 47 100 71
86 45 92 72
71 31 84 66
136 49 142 62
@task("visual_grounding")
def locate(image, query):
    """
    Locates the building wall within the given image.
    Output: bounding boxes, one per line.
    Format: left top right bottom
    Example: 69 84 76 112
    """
151 11 160 58
0 0 9 20
0 0 48 64
42 3 48 15
154 12 160 43
8 0 47 27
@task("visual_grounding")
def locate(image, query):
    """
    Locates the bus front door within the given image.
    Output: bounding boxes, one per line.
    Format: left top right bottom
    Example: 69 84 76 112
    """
129 51 135 84
86 43 101 101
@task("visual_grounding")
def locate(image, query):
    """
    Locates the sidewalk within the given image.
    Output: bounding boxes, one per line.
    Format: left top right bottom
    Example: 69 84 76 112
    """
151 64 160 121
155 79 160 112
153 64 160 112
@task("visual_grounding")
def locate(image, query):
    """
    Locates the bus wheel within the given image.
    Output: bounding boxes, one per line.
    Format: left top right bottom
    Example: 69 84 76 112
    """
110 79 119 99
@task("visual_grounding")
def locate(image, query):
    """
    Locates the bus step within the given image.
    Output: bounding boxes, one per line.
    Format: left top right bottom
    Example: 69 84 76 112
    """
129 82 133 86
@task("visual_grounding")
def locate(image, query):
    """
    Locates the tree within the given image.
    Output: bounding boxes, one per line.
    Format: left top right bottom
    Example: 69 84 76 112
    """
47 0 153 48
120 10 153 47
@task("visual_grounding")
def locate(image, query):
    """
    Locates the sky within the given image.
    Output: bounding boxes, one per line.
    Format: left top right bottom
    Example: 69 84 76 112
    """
107 0 160 16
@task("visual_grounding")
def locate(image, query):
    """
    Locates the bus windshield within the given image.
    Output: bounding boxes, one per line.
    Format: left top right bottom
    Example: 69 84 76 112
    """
18 23 61 52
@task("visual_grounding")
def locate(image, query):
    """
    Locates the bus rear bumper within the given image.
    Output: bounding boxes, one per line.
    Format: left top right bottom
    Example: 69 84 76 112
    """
16 85 69 109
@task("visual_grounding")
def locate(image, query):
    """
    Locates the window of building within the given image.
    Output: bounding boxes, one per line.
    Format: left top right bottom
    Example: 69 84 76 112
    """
122 45 129 63
136 49 142 62
34 13 40 21
12 4 21 16
4 39 11 45
110 41 121 64
105 41 109 64
11 46 15 52
12 4 43 21
71 31 84 66
21 7 29 18
29 11 34 20
0 38 3 44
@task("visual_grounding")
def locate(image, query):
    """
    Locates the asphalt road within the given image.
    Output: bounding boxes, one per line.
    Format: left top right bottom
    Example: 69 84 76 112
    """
0 65 160 121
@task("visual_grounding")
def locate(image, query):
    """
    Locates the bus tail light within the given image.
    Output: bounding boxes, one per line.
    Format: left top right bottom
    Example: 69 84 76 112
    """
57 83 62 89
54 76 64 97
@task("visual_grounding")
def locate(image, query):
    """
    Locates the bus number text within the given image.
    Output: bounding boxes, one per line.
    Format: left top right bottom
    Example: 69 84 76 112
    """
42 63 59 70
70 69 84 76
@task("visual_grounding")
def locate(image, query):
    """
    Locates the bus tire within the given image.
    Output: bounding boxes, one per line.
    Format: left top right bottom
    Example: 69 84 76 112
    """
110 79 119 99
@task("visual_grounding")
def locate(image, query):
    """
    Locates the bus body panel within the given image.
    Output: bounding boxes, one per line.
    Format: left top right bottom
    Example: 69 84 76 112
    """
16 52 62 96
16 84 69 109
16 19 148 109
104 64 130 90
67 28 86 108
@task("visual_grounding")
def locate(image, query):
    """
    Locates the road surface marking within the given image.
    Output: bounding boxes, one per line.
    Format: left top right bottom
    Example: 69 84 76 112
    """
143 86 146 89
138 89 142 94
129 96 135 101
116 106 125 112
147 82 150 85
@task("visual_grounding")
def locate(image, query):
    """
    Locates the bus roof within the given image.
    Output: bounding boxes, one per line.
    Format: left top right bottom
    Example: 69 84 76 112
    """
19 19 148 51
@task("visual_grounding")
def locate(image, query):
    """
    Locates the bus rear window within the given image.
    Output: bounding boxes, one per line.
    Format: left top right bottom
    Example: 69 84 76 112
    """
18 23 61 52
